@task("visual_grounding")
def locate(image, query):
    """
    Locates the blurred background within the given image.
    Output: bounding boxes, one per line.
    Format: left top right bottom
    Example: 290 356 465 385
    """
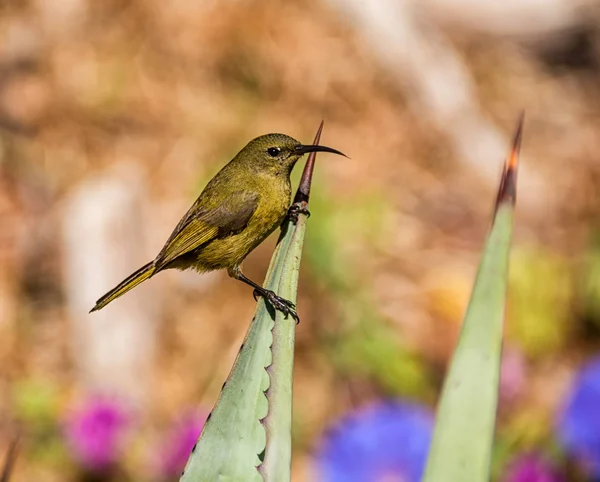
2 0 600 480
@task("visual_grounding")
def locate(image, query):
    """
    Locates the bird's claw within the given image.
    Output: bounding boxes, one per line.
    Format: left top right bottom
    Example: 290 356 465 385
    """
287 204 311 224
253 288 299 323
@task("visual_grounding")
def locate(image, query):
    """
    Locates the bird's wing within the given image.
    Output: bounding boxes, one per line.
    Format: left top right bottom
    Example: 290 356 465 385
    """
153 190 260 271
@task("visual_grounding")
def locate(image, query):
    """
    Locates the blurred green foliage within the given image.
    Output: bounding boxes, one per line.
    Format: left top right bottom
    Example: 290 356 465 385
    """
12 379 66 466
305 185 432 399
12 379 59 428
508 246 573 358
581 229 600 330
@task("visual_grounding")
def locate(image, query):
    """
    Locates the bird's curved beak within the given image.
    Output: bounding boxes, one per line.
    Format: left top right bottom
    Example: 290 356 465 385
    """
294 144 348 158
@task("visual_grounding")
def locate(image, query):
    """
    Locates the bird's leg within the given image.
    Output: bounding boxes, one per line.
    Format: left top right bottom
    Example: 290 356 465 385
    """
228 266 299 323
287 203 311 224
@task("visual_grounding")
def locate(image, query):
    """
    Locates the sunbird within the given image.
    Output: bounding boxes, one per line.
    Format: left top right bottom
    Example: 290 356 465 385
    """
90 133 345 321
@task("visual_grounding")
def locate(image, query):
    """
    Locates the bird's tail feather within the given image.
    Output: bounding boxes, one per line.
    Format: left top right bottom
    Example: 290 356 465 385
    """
90 262 155 312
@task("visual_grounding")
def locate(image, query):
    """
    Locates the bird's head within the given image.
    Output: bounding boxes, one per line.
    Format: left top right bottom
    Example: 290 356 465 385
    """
237 133 346 175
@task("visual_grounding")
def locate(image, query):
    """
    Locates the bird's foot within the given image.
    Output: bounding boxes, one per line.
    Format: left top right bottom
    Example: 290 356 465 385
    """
287 203 311 224
253 288 299 323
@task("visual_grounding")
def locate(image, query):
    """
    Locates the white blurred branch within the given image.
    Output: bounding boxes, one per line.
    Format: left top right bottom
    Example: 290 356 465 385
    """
416 0 598 39
62 163 159 405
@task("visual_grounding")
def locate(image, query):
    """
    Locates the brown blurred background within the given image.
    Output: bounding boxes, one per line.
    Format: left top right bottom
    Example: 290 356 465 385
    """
2 0 600 480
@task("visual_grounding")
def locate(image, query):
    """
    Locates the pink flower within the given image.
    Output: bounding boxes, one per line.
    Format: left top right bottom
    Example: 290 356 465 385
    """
63 395 130 471
503 454 564 482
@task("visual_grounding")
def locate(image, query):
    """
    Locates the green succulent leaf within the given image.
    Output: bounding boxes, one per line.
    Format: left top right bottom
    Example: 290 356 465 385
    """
258 210 305 481
423 115 523 482
180 124 324 482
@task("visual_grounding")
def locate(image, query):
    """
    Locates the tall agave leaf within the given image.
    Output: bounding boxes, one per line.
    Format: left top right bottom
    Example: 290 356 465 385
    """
423 115 523 482
258 123 324 481
180 123 324 482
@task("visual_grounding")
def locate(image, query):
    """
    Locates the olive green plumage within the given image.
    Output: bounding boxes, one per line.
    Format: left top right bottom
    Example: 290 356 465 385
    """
90 133 344 320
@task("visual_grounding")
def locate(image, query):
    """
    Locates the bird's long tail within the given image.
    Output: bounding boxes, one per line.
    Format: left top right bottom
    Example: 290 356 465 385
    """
90 261 155 312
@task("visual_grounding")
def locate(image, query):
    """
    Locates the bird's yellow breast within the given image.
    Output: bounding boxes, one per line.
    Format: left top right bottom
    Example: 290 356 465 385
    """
192 174 291 271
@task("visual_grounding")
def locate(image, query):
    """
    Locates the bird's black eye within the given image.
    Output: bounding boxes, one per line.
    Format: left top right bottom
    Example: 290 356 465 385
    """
267 147 281 157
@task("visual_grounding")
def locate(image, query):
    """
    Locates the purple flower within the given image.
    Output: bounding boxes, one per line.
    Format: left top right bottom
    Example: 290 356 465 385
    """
503 454 564 482
158 412 206 478
315 400 433 482
557 356 600 477
63 395 130 471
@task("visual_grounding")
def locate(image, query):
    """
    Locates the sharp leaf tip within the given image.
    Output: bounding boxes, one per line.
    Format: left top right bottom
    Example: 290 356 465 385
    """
494 113 524 210
508 112 524 171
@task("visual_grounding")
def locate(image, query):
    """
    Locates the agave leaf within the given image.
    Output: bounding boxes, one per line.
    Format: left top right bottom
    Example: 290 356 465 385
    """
423 115 523 482
258 123 324 481
180 123 324 482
